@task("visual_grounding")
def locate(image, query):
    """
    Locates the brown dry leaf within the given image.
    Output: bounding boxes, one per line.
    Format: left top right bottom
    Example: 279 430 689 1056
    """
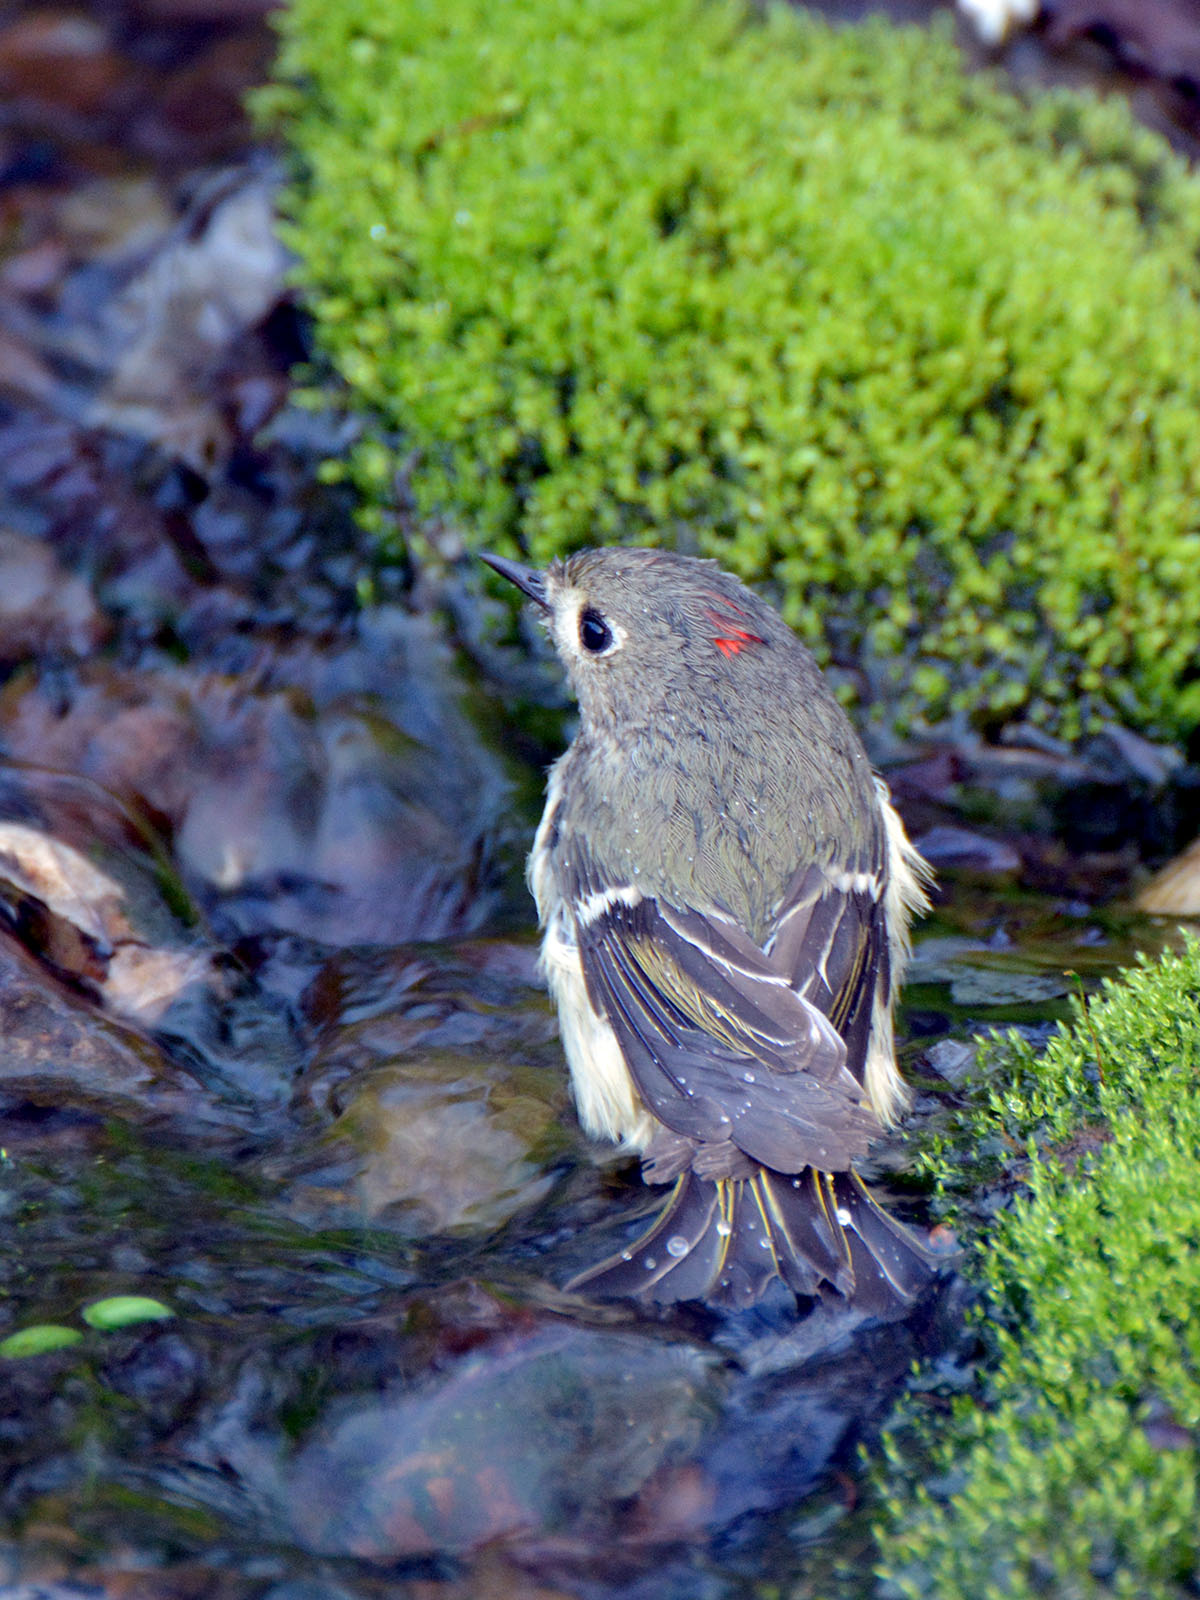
0 670 198 826
1137 834 1200 915
104 942 214 1024
0 820 134 948
135 0 278 20
0 9 124 115
0 821 212 1021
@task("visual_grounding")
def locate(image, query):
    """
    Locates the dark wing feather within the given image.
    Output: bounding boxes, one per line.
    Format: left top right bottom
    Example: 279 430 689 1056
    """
765 854 890 1087
577 896 878 1173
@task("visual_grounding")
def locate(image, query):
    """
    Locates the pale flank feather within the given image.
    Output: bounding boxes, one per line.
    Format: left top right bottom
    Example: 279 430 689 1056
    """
867 781 933 1126
529 758 654 1149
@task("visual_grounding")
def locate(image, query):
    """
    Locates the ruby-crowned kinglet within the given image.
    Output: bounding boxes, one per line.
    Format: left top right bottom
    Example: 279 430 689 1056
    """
484 546 939 1312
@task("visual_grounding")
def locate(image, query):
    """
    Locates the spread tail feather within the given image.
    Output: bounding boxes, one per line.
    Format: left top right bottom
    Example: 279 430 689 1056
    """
565 1167 941 1312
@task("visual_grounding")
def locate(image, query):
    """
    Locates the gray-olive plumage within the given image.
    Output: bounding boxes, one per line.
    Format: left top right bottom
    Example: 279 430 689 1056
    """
483 546 939 1310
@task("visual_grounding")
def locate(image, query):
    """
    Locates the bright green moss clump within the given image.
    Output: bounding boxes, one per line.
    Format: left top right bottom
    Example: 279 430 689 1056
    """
878 936 1200 1598
264 0 1200 739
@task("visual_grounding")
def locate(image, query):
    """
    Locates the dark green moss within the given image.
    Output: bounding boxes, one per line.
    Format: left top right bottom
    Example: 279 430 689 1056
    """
262 0 1200 739
878 935 1200 1597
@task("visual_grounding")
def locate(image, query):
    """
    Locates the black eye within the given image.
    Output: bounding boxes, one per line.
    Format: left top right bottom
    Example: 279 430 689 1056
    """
579 607 613 654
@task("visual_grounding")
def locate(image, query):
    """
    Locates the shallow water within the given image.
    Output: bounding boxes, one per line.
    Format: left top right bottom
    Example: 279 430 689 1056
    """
0 626 1189 1599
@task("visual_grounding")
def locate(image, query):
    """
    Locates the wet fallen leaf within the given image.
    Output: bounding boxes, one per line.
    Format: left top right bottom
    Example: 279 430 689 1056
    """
0 669 198 825
157 28 277 146
949 966 1070 1006
0 818 212 1021
87 172 289 469
136 0 279 20
81 1294 174 1329
0 1324 84 1359
1 636 512 948
0 238 69 296
622 1460 718 1542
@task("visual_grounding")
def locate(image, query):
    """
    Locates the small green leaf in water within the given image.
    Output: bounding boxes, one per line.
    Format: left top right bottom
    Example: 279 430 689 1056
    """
0 1324 85 1359
81 1296 175 1331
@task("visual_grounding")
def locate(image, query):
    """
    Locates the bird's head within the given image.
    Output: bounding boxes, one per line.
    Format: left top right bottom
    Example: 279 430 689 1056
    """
481 546 781 731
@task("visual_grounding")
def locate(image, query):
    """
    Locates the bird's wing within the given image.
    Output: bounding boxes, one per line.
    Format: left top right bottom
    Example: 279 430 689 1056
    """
574 891 879 1173
764 858 891 1084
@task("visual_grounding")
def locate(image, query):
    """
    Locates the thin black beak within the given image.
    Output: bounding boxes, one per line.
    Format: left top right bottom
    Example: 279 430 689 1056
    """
479 551 550 611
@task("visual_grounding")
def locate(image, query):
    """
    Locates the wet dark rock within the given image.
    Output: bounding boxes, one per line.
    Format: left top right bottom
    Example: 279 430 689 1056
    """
285 1324 722 1559
0 530 105 661
1044 0 1200 88
0 926 200 1119
283 939 569 1238
888 723 1200 888
1080 722 1187 788
913 824 1022 875
105 1327 204 1423
948 964 1071 1007
260 1583 361 1600
298 941 557 1107
313 1052 569 1235
924 1038 980 1087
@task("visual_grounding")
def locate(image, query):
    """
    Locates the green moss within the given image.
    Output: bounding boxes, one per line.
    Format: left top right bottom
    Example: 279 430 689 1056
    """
263 0 1200 739
878 935 1200 1598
